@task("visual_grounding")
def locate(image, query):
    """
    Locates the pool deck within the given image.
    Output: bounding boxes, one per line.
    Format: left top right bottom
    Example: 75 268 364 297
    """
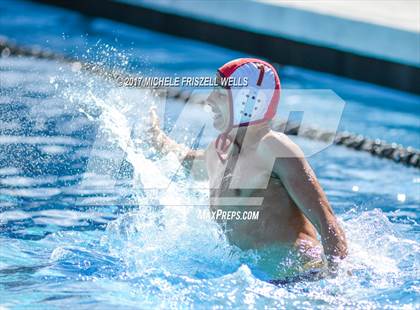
31 0 420 94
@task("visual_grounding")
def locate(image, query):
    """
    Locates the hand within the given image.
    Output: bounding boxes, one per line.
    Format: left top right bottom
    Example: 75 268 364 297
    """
147 107 196 162
321 220 348 262
147 107 161 148
147 107 169 152
149 107 161 136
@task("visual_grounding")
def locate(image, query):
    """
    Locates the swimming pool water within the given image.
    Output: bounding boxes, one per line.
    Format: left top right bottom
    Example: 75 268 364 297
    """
0 0 419 309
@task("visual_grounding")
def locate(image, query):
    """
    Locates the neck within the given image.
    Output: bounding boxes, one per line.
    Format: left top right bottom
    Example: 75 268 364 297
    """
230 122 271 149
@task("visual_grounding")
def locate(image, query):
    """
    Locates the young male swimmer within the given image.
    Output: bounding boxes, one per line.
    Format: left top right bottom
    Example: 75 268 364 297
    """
149 58 347 281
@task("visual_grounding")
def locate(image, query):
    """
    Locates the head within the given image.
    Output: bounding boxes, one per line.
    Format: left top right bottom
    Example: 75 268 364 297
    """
206 58 281 134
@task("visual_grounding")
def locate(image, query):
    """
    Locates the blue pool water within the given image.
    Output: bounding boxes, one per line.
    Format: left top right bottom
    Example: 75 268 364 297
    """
0 0 419 309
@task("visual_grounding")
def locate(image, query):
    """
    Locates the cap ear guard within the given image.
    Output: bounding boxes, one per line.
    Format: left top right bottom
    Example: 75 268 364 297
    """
233 87 271 125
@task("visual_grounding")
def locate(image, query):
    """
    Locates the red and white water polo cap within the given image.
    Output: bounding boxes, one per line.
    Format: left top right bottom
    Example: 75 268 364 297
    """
217 57 281 130
214 58 281 161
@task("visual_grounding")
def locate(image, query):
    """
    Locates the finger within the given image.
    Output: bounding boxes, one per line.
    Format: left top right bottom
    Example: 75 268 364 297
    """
149 107 160 127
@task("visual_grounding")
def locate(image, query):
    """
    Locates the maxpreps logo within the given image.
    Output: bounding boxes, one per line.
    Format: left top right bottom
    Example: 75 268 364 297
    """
198 209 260 221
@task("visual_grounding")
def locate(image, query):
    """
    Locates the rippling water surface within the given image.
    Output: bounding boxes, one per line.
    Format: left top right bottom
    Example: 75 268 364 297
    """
0 0 419 309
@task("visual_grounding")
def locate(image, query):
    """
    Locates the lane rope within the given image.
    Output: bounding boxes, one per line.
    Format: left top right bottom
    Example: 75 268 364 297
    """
1 39 418 168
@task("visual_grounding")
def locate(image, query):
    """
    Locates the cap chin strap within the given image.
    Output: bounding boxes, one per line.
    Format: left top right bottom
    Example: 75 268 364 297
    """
215 131 234 163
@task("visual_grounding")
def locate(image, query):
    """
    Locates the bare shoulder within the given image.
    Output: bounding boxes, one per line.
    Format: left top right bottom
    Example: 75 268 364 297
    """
259 130 305 159
258 131 312 179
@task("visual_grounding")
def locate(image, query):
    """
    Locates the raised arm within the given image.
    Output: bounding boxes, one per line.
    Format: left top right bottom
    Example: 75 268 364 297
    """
148 108 207 178
265 133 348 263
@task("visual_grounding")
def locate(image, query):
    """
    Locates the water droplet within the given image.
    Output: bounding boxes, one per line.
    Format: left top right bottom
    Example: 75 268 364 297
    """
1 47 11 58
397 193 406 202
71 62 82 72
